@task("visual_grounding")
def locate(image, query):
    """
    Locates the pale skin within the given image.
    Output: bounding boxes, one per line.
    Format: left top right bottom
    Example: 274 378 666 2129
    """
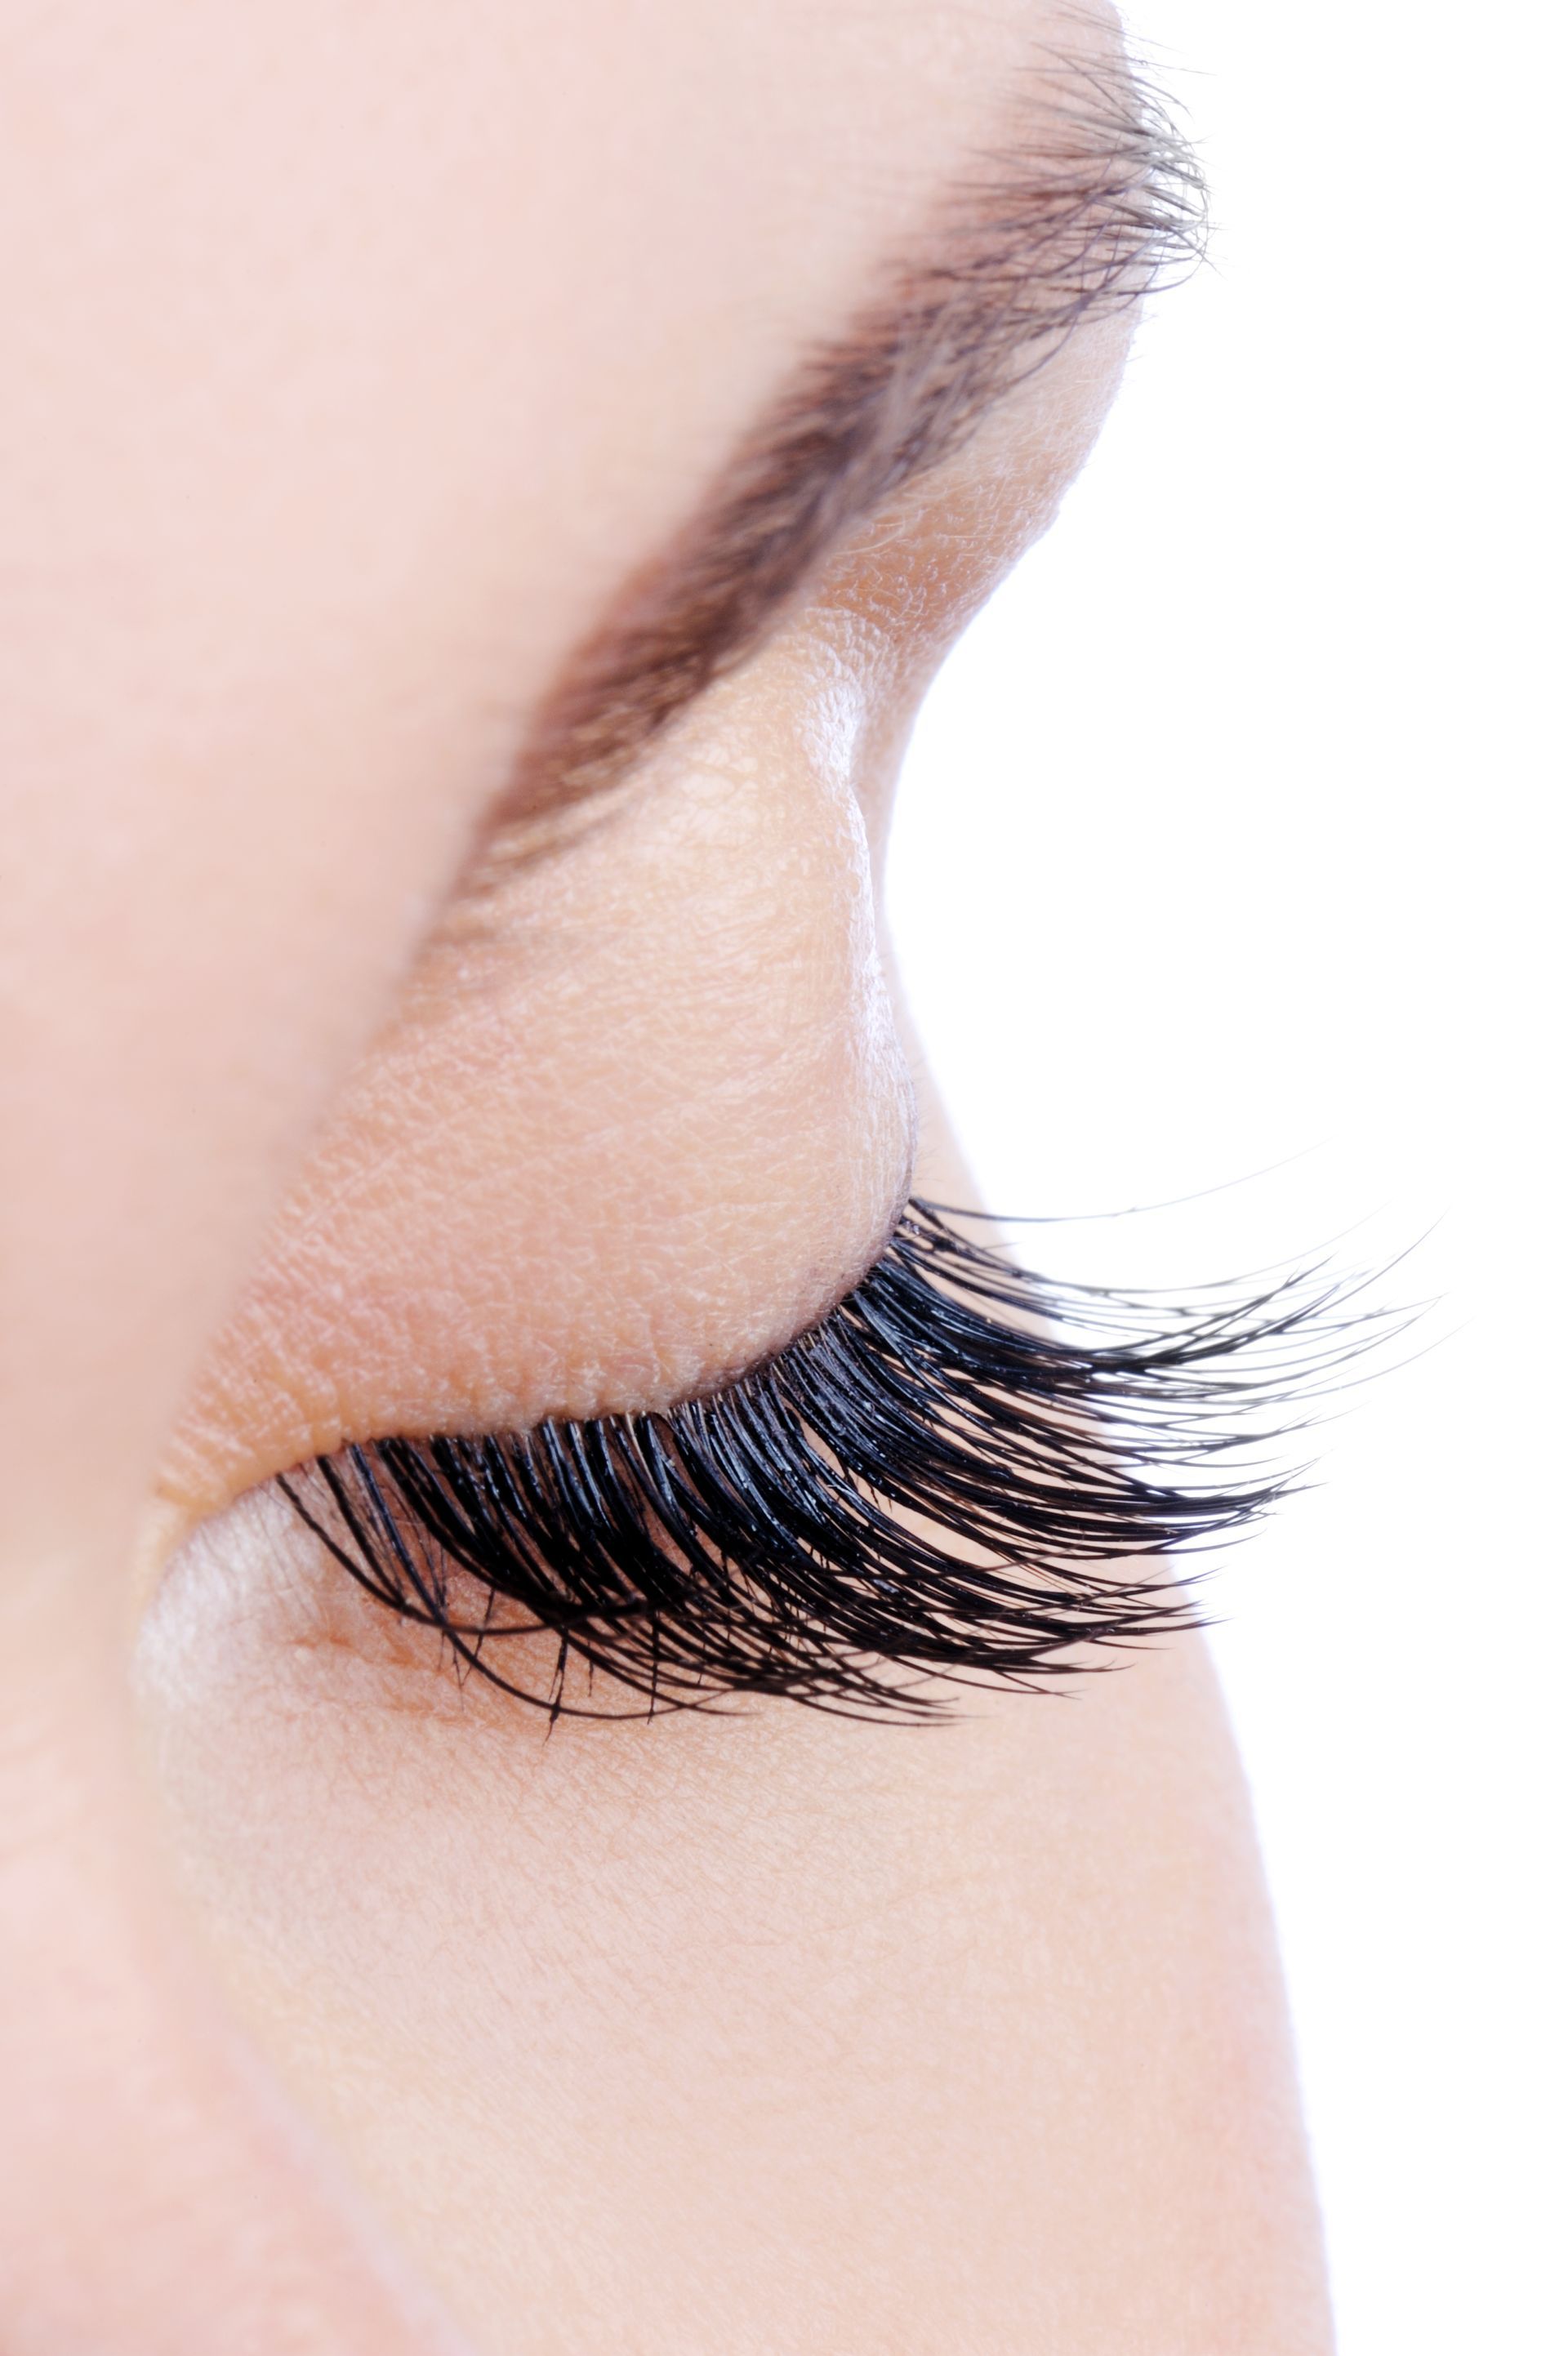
0 3 1332 2349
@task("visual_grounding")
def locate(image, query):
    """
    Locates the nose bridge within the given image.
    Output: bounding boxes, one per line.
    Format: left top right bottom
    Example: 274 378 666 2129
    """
0 1634 466 2356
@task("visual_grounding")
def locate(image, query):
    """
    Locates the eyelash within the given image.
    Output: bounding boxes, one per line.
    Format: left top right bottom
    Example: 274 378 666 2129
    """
279 1201 1388 1723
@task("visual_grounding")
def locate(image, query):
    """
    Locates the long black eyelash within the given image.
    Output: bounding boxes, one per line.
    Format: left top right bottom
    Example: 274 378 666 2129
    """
281 1203 1394 1724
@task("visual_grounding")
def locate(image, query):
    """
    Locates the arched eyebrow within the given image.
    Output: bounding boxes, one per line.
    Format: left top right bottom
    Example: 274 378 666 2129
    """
483 50 1202 862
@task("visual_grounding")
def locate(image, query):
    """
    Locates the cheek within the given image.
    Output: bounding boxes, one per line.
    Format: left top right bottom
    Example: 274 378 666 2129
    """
137 1484 1311 2356
163 655 915 1513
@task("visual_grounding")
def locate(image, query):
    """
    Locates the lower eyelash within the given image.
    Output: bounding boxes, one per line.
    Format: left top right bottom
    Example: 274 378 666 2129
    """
281 1200 1394 1723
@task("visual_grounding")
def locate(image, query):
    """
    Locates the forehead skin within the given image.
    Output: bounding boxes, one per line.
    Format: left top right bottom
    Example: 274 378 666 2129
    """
0 4 1332 2354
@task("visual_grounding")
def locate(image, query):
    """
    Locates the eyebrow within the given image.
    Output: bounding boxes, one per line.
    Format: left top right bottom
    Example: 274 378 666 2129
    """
483 47 1203 857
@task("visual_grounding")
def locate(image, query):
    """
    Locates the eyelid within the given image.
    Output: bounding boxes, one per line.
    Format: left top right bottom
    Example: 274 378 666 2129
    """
280 1201 1396 1724
156 675 917 1538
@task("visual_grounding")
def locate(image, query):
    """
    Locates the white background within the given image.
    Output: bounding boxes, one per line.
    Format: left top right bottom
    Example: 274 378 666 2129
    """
887 2 1564 2348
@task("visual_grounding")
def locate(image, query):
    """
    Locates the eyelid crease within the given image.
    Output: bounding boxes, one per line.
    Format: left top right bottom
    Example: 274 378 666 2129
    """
280 1202 1402 1726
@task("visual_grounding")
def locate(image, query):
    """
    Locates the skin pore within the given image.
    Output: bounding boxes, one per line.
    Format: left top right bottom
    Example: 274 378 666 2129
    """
1 3 1331 2349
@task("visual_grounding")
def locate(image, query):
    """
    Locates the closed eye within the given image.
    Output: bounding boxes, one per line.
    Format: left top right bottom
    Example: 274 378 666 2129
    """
279 1200 1389 1723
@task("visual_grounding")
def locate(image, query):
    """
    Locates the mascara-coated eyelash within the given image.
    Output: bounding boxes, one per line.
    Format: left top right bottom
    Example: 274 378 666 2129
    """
281 1202 1388 1723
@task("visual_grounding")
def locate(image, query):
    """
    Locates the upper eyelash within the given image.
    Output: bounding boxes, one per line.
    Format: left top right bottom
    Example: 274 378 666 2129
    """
279 1201 1393 1724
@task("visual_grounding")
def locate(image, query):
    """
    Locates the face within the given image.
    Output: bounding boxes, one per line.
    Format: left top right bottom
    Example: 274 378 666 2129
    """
0 3 1331 2349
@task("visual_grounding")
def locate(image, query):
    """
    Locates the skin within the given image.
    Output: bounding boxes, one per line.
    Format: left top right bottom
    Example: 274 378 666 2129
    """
0 2 1332 2349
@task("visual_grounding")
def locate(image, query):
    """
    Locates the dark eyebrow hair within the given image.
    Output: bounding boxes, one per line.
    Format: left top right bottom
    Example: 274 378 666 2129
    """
485 46 1203 854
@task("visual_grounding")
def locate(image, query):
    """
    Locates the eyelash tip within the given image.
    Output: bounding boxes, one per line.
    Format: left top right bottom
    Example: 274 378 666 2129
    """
283 1199 1407 1727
